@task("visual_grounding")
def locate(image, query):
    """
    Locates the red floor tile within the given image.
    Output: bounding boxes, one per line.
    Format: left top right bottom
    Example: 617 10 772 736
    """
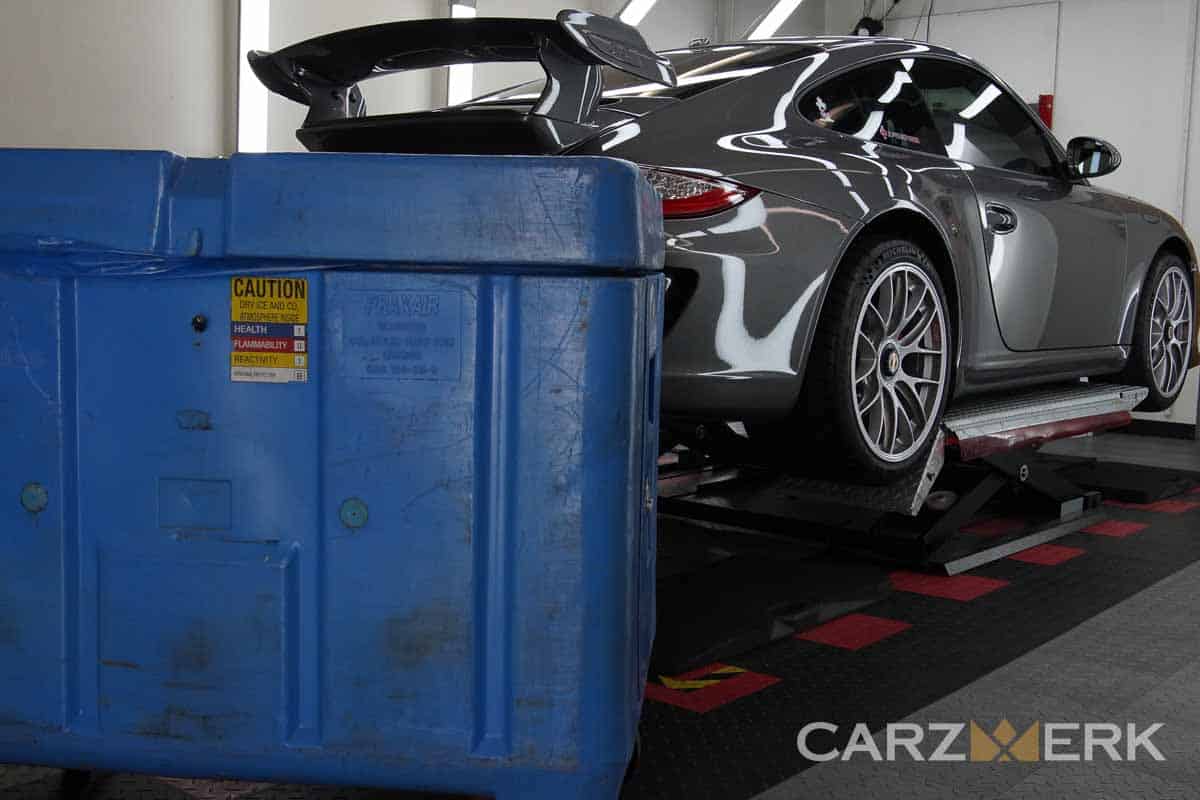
645 663 781 714
1008 543 1086 565
1146 499 1200 513
890 570 1009 601
1083 519 1149 538
1103 499 1151 510
1104 498 1200 513
796 613 912 651
961 517 1025 538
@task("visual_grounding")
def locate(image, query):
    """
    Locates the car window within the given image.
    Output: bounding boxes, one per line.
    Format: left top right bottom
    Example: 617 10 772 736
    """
911 60 1058 177
799 61 940 154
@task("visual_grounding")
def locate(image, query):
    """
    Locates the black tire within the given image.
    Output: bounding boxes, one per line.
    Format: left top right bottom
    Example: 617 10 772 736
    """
788 237 953 483
1119 251 1195 412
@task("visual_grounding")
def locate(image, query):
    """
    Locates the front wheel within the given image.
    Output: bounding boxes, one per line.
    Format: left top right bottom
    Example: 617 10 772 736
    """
804 238 953 482
1121 252 1195 411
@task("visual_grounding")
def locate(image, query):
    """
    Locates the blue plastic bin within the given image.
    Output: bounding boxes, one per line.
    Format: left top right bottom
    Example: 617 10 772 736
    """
0 150 663 799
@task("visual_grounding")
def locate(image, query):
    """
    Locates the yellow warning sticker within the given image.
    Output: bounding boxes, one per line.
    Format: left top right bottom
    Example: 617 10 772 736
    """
231 277 309 324
230 277 310 384
231 352 308 370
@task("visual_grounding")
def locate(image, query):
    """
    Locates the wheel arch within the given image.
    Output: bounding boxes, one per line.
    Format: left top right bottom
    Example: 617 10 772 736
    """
1157 235 1195 270
1155 234 1200 369
817 207 962 372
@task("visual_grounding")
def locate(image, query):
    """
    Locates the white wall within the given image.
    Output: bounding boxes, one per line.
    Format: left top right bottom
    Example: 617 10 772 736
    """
627 0 720 49
727 0 824 38
468 0 721 96
879 1 1058 101
472 1 610 98
0 0 234 156
1056 0 1200 425
265 0 441 152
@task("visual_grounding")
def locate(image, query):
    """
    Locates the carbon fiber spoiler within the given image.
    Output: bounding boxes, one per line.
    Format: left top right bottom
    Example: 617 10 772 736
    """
249 9 676 128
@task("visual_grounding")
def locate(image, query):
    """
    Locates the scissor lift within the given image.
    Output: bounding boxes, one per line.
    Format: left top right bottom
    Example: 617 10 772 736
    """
659 383 1150 575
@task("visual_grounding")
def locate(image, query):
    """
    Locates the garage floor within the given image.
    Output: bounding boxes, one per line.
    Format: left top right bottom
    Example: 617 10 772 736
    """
3 432 1199 800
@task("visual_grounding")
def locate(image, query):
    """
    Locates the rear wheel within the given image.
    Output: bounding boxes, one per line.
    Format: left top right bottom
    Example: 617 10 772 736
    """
800 238 952 482
1121 252 1194 411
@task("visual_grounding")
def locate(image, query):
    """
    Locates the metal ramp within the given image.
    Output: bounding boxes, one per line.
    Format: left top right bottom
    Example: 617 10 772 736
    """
660 383 1149 574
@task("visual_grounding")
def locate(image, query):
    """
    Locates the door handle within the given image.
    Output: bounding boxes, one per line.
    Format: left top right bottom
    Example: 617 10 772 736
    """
985 203 1018 234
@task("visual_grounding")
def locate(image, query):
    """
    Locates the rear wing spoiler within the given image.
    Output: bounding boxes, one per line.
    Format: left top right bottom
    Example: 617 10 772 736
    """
248 9 677 128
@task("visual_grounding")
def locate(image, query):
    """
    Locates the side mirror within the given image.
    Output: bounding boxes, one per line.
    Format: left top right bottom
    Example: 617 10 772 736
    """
1067 136 1121 179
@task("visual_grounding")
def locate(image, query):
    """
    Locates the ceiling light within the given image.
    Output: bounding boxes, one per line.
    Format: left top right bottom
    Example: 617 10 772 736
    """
749 0 806 39
959 84 1002 120
618 0 658 26
237 0 270 152
447 1 476 106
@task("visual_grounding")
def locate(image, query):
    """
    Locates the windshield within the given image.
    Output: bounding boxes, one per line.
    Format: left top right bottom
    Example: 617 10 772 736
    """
470 43 817 104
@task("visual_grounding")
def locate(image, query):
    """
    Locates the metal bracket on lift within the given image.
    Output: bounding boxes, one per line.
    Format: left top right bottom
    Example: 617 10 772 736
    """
916 449 1103 573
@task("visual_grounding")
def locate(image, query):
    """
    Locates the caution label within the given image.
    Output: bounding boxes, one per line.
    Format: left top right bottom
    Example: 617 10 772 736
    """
230 277 309 384
231 277 309 324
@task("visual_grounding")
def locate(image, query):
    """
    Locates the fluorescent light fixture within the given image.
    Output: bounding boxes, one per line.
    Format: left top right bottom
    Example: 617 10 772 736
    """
946 122 966 160
749 0 806 39
237 0 270 152
852 109 885 142
878 71 912 104
447 2 477 105
959 84 1002 120
618 0 658 26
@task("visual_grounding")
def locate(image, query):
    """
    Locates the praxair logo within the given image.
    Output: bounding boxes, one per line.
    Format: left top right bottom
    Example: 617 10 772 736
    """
798 720 1165 762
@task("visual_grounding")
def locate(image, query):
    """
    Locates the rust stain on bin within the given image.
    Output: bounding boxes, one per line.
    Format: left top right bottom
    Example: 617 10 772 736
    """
175 409 213 431
135 706 249 742
171 622 213 673
0 617 19 647
163 680 218 691
383 603 465 668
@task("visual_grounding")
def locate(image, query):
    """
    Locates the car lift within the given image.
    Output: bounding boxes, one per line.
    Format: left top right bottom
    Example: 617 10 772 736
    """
659 383 1151 575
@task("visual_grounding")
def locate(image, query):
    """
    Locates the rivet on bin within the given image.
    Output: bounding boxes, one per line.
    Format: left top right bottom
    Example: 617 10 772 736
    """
339 497 368 529
20 482 48 514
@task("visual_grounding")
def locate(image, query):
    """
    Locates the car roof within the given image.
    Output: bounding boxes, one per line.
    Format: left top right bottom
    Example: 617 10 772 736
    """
660 36 968 64
470 36 978 109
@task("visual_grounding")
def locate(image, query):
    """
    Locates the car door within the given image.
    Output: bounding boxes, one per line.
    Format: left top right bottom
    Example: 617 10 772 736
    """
911 59 1128 352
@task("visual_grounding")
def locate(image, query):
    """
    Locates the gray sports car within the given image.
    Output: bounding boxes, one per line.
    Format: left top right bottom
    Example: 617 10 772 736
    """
252 10 1198 480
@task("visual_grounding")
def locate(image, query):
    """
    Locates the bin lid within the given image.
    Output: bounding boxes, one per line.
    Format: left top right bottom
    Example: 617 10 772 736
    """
0 149 663 275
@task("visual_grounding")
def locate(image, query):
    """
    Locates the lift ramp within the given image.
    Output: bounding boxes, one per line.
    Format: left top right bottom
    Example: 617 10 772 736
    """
660 383 1149 574
945 383 1149 461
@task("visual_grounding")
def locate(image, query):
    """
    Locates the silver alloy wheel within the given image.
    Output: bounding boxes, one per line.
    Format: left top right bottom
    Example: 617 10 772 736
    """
851 262 949 463
1150 264 1193 397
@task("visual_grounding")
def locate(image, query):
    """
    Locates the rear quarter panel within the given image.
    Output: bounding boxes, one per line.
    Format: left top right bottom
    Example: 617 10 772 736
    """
575 49 997 414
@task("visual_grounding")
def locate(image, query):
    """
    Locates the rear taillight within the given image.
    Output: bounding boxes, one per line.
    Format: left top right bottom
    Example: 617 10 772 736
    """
641 168 759 219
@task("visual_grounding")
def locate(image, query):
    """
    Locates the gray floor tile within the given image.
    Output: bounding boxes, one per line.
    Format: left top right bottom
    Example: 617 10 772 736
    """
1001 762 1200 800
757 560 1200 800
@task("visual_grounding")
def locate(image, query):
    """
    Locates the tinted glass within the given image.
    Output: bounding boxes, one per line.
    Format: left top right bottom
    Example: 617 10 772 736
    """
477 43 819 103
799 61 939 153
912 60 1057 177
